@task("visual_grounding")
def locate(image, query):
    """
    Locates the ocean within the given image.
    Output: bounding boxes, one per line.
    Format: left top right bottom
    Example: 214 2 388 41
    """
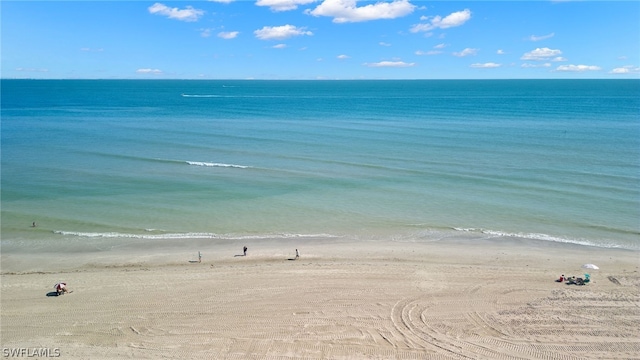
1 79 639 250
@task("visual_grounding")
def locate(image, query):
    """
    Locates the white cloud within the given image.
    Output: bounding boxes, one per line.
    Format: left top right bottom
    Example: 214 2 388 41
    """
434 43 447 49
218 31 239 39
272 43 287 49
452 48 478 57
200 29 212 37
257 0 317 12
209 0 235 3
254 25 313 40
136 68 163 74
410 9 471 33
15 67 48 72
529 32 555 42
415 50 441 56
148 3 204 22
379 42 391 47
556 64 601 72
364 61 415 67
337 54 350 59
610 68 630 74
521 47 562 61
81 47 104 52
470 62 501 68
521 63 551 68
307 0 415 23
496 49 505 55
610 65 640 74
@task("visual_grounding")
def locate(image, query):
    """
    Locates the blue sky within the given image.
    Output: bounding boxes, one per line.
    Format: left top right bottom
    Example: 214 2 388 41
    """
2 1 639 79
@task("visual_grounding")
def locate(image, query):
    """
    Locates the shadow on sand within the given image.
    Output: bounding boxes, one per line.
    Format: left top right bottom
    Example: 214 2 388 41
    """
46 291 60 297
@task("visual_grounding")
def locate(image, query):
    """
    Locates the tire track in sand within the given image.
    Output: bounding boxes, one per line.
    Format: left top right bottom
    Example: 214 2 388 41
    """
386 278 640 360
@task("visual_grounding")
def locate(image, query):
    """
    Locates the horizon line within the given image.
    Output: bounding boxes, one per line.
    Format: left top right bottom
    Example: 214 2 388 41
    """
3 78 639 81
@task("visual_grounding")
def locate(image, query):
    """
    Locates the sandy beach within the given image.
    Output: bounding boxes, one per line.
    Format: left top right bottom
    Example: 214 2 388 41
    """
1 237 639 359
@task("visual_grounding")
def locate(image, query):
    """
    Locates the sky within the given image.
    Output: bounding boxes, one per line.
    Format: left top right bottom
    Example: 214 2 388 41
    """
2 1 639 80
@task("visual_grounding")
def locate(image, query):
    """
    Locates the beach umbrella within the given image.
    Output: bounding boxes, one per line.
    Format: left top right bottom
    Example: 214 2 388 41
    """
582 264 599 270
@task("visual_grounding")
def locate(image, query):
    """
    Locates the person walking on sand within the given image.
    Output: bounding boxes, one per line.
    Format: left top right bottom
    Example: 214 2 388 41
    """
243 246 247 256
295 249 299 259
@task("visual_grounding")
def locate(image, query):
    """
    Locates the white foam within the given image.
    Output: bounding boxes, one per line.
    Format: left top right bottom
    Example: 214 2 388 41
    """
181 94 221 98
452 227 621 248
53 231 220 240
186 161 249 169
53 231 339 241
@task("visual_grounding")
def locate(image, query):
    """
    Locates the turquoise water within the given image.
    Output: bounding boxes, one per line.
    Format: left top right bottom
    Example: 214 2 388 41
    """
2 80 639 249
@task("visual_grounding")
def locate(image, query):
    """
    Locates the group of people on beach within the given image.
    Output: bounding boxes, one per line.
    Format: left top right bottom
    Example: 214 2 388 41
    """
556 274 590 285
241 246 299 259
198 246 300 261
51 242 302 298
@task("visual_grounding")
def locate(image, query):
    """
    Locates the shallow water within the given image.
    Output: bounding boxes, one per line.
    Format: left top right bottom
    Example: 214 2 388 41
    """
2 79 639 250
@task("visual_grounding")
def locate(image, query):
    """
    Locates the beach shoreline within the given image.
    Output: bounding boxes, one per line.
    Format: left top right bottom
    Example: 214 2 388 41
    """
2 237 638 359
2 232 636 273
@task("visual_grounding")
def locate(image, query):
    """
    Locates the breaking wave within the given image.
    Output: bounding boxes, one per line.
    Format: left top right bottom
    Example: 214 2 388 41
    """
452 227 627 249
181 94 221 98
53 231 339 241
186 161 249 169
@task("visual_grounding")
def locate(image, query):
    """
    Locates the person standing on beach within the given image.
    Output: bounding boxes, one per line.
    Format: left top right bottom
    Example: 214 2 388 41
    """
243 246 247 256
